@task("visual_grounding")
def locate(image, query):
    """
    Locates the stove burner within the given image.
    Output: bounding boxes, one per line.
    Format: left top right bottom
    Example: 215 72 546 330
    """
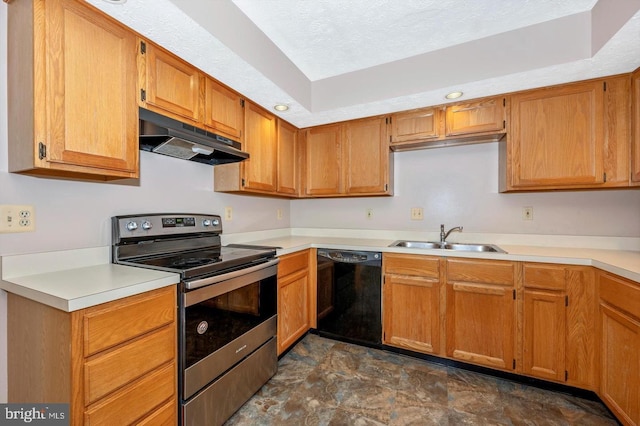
171 257 219 268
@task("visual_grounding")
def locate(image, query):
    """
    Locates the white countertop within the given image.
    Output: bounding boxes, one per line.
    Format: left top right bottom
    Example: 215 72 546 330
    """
0 247 179 312
1 232 638 312
246 236 640 284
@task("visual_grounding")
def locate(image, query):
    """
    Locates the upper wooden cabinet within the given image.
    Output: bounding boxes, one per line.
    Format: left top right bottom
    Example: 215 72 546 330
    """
632 68 640 184
302 124 343 196
390 108 441 144
204 78 244 142
138 40 203 124
502 76 631 191
214 106 297 197
390 96 506 150
241 102 278 192
302 117 393 197
445 97 506 137
7 0 139 180
521 263 597 389
276 120 300 196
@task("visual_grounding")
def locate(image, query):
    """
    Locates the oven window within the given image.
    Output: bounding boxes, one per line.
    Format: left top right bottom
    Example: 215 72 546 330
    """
184 276 276 368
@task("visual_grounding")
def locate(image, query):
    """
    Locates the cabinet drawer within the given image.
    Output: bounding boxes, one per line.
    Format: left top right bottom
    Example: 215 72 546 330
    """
136 399 176 426
384 253 439 279
84 362 175 425
523 264 566 290
84 325 174 405
83 287 176 356
600 272 640 319
446 259 515 286
278 250 309 277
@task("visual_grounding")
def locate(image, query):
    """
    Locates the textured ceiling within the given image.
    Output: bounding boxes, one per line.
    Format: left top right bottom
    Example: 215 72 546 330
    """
87 0 640 128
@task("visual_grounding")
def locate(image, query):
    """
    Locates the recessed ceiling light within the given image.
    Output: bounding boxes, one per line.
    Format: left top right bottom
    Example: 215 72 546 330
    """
445 91 463 100
273 104 289 112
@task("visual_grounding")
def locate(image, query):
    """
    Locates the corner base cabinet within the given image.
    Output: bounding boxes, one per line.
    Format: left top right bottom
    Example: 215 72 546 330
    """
7 286 178 426
599 271 640 426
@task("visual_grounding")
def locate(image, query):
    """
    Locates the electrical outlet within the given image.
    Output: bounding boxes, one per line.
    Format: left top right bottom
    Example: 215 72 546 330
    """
366 208 373 220
522 206 533 221
225 206 233 221
277 209 283 220
0 205 35 233
410 207 424 220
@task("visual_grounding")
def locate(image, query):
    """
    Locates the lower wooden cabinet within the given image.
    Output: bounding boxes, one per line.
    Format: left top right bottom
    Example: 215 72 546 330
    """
445 258 517 371
7 286 178 426
521 264 597 389
599 271 640 426
382 253 443 355
277 249 313 355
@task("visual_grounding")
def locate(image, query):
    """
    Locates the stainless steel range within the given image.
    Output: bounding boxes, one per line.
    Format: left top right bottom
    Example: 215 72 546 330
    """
112 213 279 426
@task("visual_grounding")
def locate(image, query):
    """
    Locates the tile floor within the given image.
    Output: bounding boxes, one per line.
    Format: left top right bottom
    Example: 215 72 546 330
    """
226 334 618 425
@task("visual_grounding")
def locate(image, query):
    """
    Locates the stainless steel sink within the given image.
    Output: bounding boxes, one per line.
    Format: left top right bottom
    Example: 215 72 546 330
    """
442 243 506 253
390 241 443 249
389 240 506 253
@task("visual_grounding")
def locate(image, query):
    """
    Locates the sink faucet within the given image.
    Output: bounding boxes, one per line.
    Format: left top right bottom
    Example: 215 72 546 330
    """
440 224 463 243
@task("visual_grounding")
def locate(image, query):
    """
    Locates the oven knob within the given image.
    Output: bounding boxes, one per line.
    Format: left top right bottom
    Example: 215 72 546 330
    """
197 321 208 334
203 219 211 227
212 219 220 226
126 221 138 231
141 221 152 230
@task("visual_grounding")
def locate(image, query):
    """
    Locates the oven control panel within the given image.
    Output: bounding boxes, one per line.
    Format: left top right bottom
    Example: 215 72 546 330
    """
112 213 222 242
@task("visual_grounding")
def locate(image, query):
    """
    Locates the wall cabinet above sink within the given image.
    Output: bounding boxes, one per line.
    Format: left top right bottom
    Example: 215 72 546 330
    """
390 96 507 151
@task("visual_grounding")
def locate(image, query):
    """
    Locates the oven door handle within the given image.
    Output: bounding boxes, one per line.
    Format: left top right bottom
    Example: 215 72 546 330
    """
183 258 279 306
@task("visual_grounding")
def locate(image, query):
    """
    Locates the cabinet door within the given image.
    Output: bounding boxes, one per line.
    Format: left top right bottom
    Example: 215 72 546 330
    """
43 0 138 176
510 81 605 188
445 97 506 137
204 78 244 141
633 68 640 183
390 108 441 144
383 254 441 354
277 120 299 196
600 304 640 426
565 267 597 389
523 289 566 381
303 124 343 196
446 259 516 371
344 117 391 195
143 42 202 123
277 251 311 355
242 102 277 192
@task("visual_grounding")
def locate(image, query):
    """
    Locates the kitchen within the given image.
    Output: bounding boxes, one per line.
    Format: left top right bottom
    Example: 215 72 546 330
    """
1 0 640 425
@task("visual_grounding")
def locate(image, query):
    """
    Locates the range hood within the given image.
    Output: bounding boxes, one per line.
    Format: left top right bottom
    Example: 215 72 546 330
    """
139 108 249 165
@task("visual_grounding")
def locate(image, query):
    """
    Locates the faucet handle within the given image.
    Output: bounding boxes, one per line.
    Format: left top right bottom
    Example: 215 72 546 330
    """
440 224 444 231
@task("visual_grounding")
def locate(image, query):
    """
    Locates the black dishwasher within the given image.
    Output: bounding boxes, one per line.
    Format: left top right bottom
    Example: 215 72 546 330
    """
316 249 382 347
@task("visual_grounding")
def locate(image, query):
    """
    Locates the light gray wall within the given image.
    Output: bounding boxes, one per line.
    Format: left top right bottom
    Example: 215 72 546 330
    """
291 142 640 237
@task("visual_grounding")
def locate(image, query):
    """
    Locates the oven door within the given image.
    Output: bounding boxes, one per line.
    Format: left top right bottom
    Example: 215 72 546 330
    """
180 258 278 401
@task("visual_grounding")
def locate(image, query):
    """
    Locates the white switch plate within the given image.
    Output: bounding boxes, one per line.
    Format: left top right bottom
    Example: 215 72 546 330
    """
410 207 424 220
366 208 373 220
522 206 533 220
225 206 233 221
277 209 283 220
0 205 35 233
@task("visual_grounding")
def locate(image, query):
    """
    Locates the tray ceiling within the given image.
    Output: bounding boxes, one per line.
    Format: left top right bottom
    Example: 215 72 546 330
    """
87 0 640 128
